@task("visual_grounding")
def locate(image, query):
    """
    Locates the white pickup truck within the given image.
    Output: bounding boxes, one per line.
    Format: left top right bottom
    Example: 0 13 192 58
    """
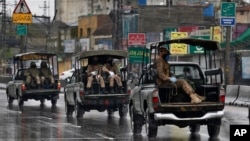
129 38 225 138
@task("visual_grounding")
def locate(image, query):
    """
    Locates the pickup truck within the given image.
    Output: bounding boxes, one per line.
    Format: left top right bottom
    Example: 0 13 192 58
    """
6 52 61 107
129 38 225 138
64 50 129 118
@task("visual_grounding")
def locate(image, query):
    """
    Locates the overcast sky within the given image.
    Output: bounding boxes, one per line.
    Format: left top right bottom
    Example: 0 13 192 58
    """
6 0 55 18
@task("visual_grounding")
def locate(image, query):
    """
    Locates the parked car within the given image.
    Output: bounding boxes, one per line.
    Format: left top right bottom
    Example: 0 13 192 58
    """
6 52 61 106
59 69 74 80
129 38 225 138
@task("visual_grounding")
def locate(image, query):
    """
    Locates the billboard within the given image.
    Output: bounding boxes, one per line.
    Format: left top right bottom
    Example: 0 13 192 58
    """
64 39 75 53
170 32 188 55
128 33 146 46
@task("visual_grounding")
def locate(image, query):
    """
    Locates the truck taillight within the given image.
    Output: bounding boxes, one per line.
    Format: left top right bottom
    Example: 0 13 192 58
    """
219 87 225 103
21 84 26 91
57 82 61 90
80 91 84 96
127 89 131 95
152 90 159 110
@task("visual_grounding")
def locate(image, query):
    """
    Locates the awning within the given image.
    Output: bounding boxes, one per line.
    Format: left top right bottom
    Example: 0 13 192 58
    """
221 28 250 48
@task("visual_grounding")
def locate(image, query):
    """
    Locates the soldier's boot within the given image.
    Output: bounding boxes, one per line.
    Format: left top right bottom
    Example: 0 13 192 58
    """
194 93 206 101
190 93 202 104
101 88 108 94
118 86 124 93
109 87 115 94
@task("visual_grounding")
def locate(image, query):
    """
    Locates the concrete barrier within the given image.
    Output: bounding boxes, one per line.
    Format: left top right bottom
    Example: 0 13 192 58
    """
234 85 250 107
225 85 240 105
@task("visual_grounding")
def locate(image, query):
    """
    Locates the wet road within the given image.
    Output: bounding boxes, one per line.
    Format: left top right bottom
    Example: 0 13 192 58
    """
0 89 249 141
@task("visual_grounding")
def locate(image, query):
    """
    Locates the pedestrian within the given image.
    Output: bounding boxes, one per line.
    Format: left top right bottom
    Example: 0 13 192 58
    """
155 46 205 103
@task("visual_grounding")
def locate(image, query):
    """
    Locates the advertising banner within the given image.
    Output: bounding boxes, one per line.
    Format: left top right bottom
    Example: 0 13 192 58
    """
128 47 149 63
170 32 188 55
79 38 90 51
64 39 75 53
128 33 146 46
211 26 222 43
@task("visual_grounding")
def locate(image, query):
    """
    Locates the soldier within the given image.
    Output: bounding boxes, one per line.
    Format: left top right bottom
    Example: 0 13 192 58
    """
86 57 108 94
24 62 41 88
103 57 124 94
155 47 205 104
40 61 55 87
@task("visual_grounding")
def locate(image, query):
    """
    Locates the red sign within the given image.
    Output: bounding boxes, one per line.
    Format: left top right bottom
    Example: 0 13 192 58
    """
128 33 146 46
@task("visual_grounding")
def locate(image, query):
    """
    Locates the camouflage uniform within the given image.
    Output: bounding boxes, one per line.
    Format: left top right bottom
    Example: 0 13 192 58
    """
155 49 204 103
103 63 123 87
40 62 55 84
86 63 106 90
24 62 41 86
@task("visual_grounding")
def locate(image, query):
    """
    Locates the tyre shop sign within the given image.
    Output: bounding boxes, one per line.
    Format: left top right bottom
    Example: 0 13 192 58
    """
128 33 146 46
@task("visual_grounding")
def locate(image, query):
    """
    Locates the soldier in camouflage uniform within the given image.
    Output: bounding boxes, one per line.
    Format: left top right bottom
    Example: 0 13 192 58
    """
24 62 41 88
86 57 108 94
103 57 124 94
155 47 205 104
40 61 55 86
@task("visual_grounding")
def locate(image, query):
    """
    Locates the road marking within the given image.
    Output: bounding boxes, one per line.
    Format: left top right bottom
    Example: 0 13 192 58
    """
96 133 114 140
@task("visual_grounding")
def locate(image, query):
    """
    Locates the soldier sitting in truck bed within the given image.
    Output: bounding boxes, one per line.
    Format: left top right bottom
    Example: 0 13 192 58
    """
24 62 41 89
40 61 55 88
155 46 205 104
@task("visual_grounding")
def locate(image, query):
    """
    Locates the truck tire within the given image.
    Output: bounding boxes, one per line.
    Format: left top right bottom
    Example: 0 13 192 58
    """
40 99 45 105
207 124 220 138
17 95 24 106
119 105 128 118
107 109 114 116
129 105 143 134
51 99 57 106
7 94 14 105
145 108 158 138
207 118 221 138
189 124 200 134
76 102 85 118
65 96 74 117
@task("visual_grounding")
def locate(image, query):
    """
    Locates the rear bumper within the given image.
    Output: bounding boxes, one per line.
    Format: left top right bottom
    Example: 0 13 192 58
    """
23 89 60 99
154 110 224 121
80 94 130 108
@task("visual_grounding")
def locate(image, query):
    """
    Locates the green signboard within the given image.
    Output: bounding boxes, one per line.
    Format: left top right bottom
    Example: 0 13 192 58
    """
221 2 236 17
163 27 177 40
189 36 210 54
128 47 149 63
16 25 27 35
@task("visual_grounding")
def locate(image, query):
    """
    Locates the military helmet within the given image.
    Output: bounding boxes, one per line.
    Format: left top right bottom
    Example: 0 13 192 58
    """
30 62 37 68
41 61 47 68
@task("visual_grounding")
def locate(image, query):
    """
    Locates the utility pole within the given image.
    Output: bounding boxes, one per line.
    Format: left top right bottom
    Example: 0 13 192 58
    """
1 0 6 59
112 0 122 50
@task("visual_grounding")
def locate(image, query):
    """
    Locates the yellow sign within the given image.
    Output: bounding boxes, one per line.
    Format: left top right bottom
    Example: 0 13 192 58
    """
12 0 32 24
12 13 32 24
211 26 222 43
170 32 188 55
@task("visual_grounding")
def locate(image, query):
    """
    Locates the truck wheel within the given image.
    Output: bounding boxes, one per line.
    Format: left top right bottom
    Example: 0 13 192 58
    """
145 108 158 138
207 124 220 138
129 105 143 134
189 124 200 134
119 105 128 118
65 101 74 117
7 94 14 105
17 95 24 106
76 102 85 118
107 109 114 116
51 99 57 106
40 99 45 105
